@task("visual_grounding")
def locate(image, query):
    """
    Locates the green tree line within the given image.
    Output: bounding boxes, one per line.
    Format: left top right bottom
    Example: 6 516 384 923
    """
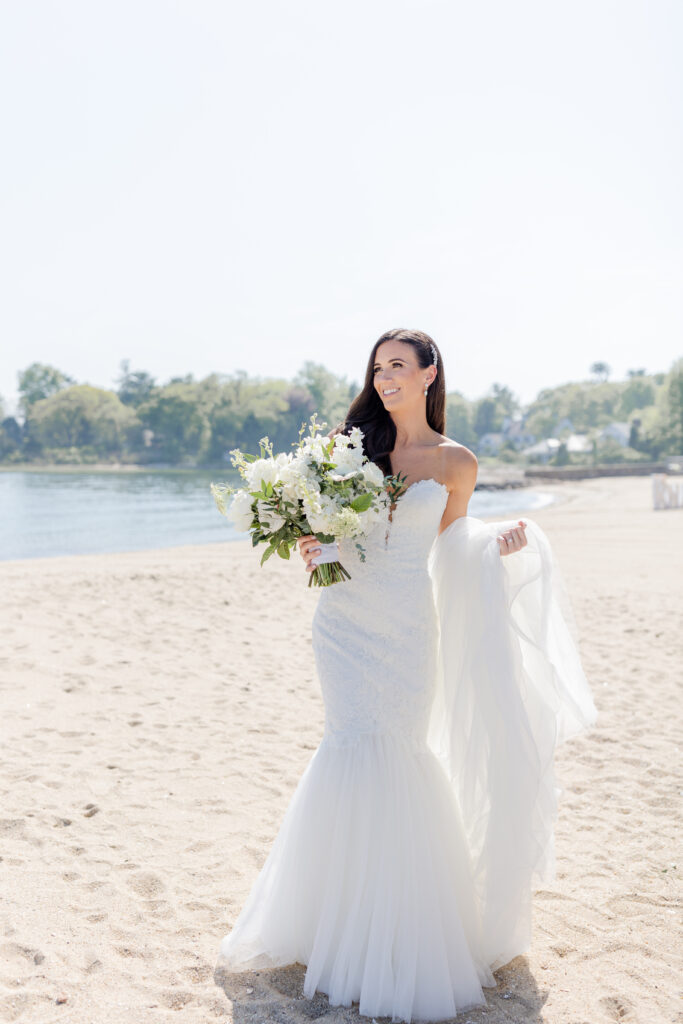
1 357 681 466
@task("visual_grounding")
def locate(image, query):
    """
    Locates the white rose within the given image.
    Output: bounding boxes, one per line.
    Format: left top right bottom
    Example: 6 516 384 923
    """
331 447 363 474
228 490 255 532
361 461 385 487
246 457 280 490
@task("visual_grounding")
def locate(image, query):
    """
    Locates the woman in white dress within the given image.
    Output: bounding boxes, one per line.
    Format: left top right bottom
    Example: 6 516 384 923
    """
216 328 597 1022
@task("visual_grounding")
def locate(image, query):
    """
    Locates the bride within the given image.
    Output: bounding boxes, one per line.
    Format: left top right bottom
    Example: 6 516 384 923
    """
216 328 597 1022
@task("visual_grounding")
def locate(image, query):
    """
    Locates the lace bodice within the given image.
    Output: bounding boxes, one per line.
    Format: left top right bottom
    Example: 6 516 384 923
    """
311 479 449 749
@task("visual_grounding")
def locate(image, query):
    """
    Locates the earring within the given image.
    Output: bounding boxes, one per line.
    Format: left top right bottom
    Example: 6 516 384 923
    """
424 383 429 396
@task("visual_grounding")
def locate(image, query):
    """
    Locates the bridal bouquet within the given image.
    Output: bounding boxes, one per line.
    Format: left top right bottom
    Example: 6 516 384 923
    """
211 415 406 587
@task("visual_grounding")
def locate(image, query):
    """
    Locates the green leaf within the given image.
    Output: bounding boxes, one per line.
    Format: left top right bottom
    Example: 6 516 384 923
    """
349 492 373 512
260 543 277 566
276 540 291 559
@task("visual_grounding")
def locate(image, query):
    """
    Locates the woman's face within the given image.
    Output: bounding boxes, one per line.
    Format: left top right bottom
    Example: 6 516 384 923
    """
372 340 435 409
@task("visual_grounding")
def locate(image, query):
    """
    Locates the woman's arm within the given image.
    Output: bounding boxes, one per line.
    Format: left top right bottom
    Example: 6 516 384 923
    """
439 443 527 555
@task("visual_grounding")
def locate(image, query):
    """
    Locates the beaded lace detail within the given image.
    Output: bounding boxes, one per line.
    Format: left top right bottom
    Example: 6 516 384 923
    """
312 479 449 749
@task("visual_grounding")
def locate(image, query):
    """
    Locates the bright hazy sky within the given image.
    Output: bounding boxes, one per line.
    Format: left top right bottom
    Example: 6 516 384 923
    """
1 0 681 416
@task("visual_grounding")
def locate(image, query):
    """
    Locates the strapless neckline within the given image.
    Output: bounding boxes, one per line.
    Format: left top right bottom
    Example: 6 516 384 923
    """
400 478 448 498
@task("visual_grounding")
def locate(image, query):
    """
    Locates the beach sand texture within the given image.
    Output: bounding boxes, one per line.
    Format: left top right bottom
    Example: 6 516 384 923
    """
0 476 681 1024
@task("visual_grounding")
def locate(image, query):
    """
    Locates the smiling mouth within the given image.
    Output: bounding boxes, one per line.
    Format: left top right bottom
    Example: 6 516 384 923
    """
382 388 400 396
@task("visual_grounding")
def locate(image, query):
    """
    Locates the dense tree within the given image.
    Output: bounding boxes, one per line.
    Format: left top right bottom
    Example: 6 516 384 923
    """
445 392 477 448
116 359 157 407
618 377 656 417
490 383 520 418
0 393 22 458
473 397 499 437
28 386 138 457
590 362 611 383
3 358 678 467
137 382 208 463
295 362 357 430
17 363 75 416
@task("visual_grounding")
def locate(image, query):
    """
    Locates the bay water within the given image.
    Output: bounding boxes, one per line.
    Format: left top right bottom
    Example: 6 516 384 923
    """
0 470 555 561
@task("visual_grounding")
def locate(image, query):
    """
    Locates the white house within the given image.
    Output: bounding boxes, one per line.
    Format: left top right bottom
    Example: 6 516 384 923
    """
521 438 561 463
599 422 631 447
566 433 592 453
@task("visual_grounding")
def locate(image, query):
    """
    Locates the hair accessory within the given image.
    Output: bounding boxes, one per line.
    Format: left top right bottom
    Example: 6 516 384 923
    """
429 342 438 368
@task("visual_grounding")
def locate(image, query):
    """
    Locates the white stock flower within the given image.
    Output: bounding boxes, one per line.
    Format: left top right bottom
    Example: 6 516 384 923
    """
302 435 330 463
228 490 255 532
348 426 364 450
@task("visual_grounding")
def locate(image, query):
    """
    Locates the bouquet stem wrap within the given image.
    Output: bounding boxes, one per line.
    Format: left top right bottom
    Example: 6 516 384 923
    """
308 541 351 588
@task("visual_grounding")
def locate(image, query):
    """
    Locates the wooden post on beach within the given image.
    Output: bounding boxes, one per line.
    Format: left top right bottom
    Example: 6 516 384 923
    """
652 474 683 510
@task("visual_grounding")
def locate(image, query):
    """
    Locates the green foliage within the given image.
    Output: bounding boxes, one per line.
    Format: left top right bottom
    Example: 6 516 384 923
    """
637 357 683 457
27 385 138 456
17 362 75 416
137 381 209 463
524 374 663 438
4 356 681 467
206 374 315 463
116 359 157 407
590 361 611 382
295 362 358 430
0 415 22 459
445 392 477 448
473 397 499 436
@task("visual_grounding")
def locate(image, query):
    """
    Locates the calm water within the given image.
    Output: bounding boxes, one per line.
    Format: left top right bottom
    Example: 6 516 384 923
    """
0 470 556 561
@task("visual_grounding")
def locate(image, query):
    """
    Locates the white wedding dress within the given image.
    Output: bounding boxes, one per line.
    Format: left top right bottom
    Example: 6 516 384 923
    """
217 479 597 1022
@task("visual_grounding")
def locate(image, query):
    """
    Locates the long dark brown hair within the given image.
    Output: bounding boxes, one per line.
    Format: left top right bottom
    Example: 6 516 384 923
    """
333 328 446 476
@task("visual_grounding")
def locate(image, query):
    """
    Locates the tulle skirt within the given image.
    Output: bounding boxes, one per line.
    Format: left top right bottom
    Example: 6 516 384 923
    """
217 730 496 1022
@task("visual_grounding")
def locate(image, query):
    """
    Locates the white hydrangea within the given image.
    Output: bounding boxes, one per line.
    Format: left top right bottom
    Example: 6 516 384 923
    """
279 456 320 503
227 490 255 532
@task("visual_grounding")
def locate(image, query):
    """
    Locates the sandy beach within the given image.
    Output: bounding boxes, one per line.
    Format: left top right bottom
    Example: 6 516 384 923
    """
0 476 681 1024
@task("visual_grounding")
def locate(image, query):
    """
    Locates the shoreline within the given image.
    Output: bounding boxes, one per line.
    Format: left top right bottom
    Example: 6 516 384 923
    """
0 460 669 489
0 481 574 566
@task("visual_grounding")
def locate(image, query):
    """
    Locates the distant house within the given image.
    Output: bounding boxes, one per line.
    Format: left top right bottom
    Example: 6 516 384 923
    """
599 422 630 447
521 438 561 464
566 433 592 453
478 432 504 455
501 415 536 450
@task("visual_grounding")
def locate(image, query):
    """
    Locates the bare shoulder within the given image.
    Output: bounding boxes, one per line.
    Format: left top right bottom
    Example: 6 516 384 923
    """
437 439 478 493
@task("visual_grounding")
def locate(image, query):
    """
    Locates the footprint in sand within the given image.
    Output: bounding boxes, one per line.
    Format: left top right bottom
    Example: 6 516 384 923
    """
126 871 166 899
599 994 637 1021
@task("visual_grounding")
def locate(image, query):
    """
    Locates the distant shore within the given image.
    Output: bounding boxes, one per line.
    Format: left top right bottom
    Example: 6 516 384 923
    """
1 460 671 491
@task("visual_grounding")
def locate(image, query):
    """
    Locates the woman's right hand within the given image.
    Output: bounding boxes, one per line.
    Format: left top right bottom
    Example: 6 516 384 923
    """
297 534 322 574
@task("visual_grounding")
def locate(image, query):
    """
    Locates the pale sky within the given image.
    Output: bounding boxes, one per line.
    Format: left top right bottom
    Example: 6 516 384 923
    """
1 0 681 417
